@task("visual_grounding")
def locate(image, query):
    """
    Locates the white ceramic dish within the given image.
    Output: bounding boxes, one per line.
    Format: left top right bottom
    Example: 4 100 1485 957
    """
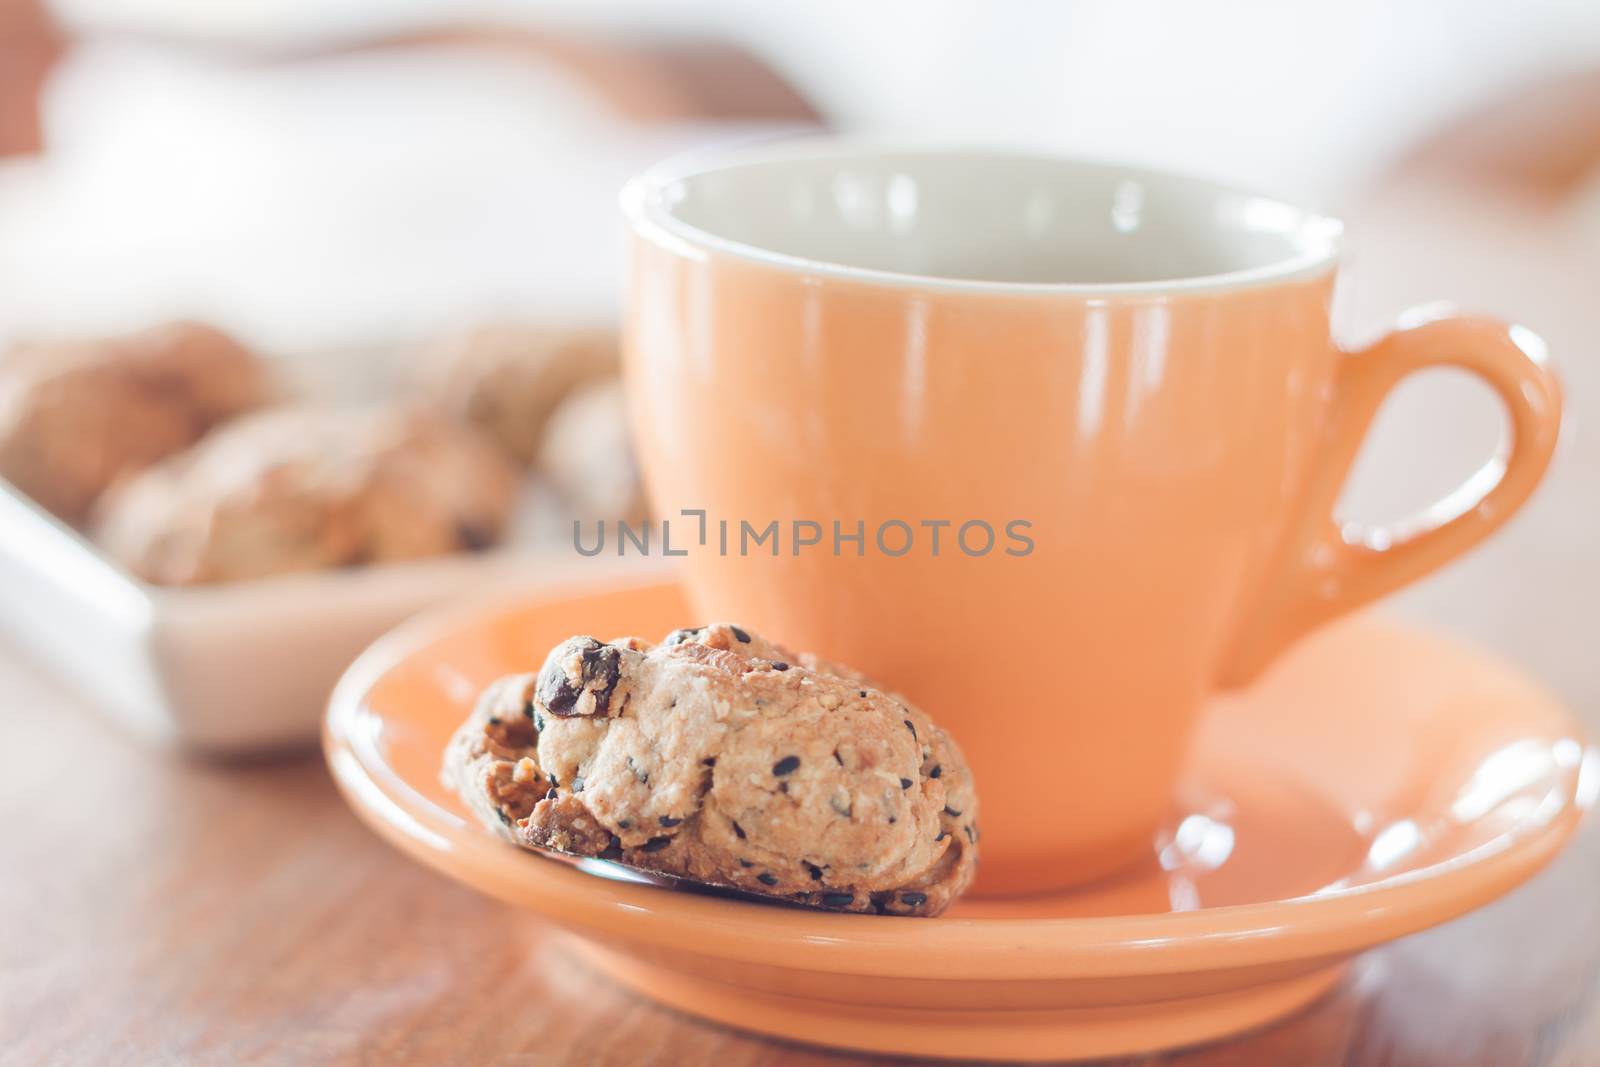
0 477 648 750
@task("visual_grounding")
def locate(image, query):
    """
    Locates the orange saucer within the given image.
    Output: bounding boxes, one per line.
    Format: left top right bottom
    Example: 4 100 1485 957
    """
324 578 1594 1062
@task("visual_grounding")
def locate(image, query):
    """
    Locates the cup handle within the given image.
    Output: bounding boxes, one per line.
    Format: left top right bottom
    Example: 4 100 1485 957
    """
1218 307 1564 688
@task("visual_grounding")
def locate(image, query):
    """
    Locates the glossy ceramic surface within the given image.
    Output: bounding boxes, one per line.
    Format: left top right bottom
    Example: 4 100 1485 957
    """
621 142 1565 892
325 578 1593 1062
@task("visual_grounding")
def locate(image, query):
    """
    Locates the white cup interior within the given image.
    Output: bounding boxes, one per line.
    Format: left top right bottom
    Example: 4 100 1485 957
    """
630 144 1340 290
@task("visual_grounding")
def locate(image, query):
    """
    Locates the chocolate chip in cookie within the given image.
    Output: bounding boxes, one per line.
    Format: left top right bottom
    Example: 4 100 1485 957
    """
537 637 629 717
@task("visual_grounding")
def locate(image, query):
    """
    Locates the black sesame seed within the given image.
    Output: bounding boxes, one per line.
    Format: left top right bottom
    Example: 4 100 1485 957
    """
757 872 779 886
804 862 824 880
929 765 942 779
544 787 558 801
903 720 917 741
772 755 801 776
730 625 751 643
965 824 979 843
658 815 682 828
899 892 927 907
663 626 704 646
617 819 631 829
821 892 853 908
887 817 896 824
701 757 717 767
599 835 623 860
496 809 513 826
771 661 790 672
944 806 963 817
642 836 671 852
833 749 845 766
900 778 913 790
487 716 502 727
934 830 947 842
739 858 753 868
858 690 868 698
732 821 747 840
523 699 537 720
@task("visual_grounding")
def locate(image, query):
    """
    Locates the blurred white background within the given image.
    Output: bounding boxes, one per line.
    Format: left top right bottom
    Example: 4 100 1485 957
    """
33 0 1600 189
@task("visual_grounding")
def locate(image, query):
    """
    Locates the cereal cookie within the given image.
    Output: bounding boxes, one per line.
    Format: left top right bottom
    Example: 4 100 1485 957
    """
538 379 646 523
418 322 617 465
94 405 518 584
443 624 978 916
0 322 271 522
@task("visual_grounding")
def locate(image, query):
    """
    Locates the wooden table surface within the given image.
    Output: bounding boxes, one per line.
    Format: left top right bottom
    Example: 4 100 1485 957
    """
3 638 1597 1067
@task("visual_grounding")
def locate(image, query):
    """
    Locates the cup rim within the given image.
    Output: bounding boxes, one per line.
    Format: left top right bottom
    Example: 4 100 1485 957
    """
621 135 1343 297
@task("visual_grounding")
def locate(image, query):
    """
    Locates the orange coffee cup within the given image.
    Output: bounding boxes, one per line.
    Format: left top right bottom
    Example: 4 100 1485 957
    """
620 141 1563 895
